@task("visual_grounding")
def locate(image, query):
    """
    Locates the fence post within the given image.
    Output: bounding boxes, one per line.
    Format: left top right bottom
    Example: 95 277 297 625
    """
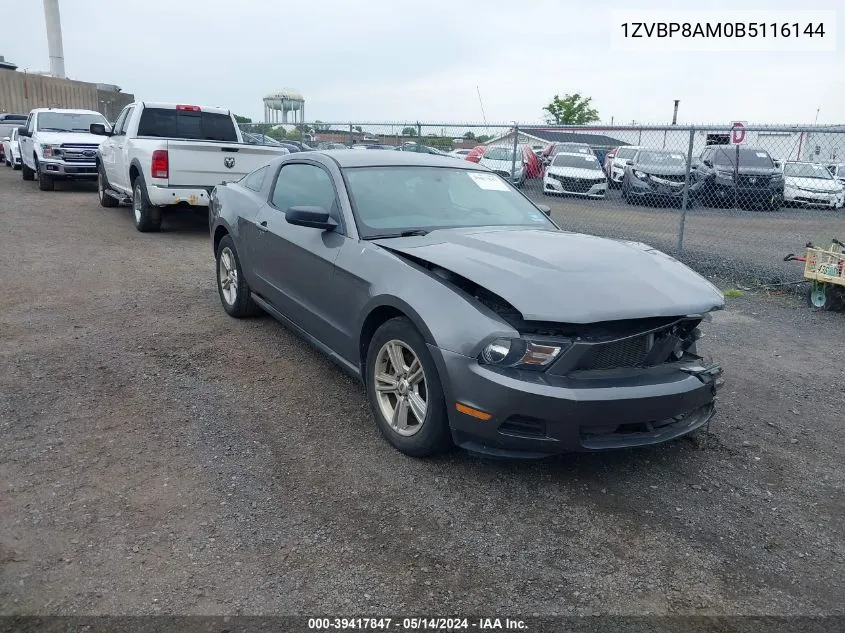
677 126 696 254
416 122 422 152
510 123 519 185
348 123 353 147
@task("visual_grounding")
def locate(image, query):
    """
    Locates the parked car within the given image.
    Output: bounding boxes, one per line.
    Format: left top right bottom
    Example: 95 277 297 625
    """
90 102 289 231
464 145 487 163
242 132 291 152
449 148 473 159
17 108 112 190
825 162 845 187
543 151 607 199
209 150 725 458
394 143 448 155
0 113 27 122
622 149 696 207
478 146 527 186
316 142 348 150
690 145 784 211
1 122 23 168
606 145 641 187
540 142 595 166
781 161 845 209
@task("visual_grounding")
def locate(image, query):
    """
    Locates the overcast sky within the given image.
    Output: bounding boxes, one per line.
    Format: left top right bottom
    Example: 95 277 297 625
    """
3 0 843 127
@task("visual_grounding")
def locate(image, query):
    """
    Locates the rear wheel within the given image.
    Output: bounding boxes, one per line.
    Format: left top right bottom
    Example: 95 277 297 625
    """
215 235 260 317
98 165 118 208
365 317 452 457
808 282 843 311
131 175 161 232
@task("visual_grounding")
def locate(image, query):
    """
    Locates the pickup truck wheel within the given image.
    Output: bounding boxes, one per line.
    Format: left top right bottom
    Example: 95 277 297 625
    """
37 160 55 191
216 235 260 318
132 177 161 232
98 166 118 208
21 161 34 181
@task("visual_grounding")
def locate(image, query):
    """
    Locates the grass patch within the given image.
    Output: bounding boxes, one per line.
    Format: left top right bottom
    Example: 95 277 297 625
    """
724 289 745 298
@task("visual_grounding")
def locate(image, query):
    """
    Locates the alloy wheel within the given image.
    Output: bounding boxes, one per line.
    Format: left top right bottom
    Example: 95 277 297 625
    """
218 247 238 305
373 339 427 437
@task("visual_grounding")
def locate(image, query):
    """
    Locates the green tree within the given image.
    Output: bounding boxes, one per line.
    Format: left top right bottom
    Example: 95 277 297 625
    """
542 93 599 125
313 120 329 132
401 126 417 136
234 114 252 124
464 131 476 140
476 134 491 143
353 126 363 133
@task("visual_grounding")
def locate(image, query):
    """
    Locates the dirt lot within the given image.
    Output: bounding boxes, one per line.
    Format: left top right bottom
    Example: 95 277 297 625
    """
1 166 844 616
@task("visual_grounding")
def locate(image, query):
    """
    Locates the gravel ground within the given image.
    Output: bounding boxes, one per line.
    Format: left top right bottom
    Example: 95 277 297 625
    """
1 166 844 617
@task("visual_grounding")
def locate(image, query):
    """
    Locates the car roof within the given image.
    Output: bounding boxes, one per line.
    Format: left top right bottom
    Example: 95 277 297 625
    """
30 108 103 115
301 149 484 170
555 151 598 158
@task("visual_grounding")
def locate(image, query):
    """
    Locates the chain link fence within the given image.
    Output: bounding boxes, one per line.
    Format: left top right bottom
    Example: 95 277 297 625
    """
237 121 845 287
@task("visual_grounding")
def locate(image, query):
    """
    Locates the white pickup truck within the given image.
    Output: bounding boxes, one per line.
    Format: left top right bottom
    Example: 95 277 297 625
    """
91 102 289 232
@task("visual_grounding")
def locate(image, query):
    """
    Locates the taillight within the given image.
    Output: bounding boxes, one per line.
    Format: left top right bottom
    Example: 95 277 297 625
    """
176 104 201 112
151 150 169 179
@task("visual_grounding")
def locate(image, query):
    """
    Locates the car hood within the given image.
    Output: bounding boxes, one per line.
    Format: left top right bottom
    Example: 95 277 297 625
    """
479 158 520 171
784 176 842 191
634 164 687 177
34 131 106 146
546 166 605 179
374 227 724 323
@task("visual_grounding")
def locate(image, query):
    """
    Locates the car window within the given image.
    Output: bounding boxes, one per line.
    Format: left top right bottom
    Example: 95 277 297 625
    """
111 107 129 136
271 163 340 222
343 166 556 237
119 106 134 135
137 108 238 141
242 165 268 192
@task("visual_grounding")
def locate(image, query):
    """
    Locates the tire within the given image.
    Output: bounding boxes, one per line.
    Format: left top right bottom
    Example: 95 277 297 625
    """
215 235 260 318
131 175 161 232
13 161 21 171
21 161 34 181
807 283 844 311
37 162 55 191
365 317 452 457
98 165 118 208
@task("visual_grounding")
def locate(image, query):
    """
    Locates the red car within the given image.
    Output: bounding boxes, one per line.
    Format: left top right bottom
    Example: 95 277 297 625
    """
465 145 486 163
466 144 544 180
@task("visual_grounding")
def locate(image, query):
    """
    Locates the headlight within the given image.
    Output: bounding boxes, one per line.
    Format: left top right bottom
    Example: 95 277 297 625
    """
39 143 62 158
633 170 650 180
479 337 568 369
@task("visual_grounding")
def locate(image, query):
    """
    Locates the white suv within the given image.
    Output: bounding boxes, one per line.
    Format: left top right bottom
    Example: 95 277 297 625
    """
607 145 641 187
17 108 111 191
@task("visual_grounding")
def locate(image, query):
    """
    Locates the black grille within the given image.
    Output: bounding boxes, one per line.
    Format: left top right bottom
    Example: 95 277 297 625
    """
579 335 651 370
738 175 770 187
499 416 547 439
553 175 604 193
652 174 685 183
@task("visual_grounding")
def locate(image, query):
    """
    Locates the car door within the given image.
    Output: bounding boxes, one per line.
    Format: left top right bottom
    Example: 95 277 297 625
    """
19 113 35 169
106 106 132 191
251 160 347 347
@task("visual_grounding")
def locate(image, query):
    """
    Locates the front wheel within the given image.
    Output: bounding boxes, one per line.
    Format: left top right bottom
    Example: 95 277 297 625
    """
808 282 844 311
365 317 452 457
21 161 34 181
37 160 55 191
98 165 119 208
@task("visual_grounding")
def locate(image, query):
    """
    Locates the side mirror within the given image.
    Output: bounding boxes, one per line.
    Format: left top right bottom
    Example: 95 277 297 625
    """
625 159 634 166
536 204 551 216
89 123 111 136
702 160 712 167
285 205 337 231
17 126 30 138
2 136 9 142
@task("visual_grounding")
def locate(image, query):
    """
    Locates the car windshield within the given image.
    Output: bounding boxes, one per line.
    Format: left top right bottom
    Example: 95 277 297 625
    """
343 166 556 238
36 112 108 133
712 148 774 168
615 147 637 159
552 154 602 169
553 145 590 155
636 151 687 167
483 147 516 161
783 163 833 179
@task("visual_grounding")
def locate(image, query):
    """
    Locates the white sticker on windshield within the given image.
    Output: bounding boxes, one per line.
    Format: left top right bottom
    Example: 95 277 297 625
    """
585 156 595 161
468 172 509 191
756 152 768 158
671 154 683 159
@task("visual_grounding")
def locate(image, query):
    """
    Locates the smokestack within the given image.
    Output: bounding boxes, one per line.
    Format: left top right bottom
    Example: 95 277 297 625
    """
672 99 680 125
43 0 65 78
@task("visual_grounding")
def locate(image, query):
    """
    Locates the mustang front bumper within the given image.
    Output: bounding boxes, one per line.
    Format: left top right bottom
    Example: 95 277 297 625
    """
431 345 723 458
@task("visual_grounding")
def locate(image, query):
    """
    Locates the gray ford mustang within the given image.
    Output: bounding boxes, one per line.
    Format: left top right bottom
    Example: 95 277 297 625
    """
209 150 725 458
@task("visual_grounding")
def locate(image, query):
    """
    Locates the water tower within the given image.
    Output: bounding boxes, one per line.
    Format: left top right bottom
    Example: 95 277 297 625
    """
263 89 305 124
